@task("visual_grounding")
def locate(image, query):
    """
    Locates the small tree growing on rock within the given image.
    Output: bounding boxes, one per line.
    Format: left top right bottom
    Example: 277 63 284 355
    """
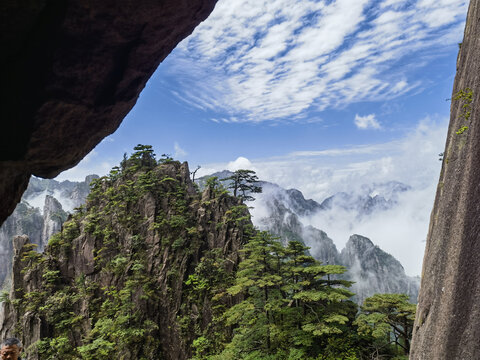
221 169 262 201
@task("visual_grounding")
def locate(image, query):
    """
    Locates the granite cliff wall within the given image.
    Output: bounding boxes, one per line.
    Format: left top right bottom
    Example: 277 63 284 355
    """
410 1 480 358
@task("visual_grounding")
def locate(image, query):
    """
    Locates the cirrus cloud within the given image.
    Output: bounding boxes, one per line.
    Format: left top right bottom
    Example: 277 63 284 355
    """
162 0 468 123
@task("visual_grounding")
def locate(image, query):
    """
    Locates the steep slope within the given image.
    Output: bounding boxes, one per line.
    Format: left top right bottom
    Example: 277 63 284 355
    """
0 159 251 359
198 172 419 302
340 235 420 304
0 176 95 286
0 202 44 288
253 186 339 264
411 1 480 358
23 175 98 212
0 199 68 287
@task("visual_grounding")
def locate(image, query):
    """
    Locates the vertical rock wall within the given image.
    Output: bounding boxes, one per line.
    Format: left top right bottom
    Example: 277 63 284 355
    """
410 1 480 358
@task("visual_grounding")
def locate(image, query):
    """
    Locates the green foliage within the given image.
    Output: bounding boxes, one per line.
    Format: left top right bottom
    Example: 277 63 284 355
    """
225 204 251 225
158 153 174 164
220 232 357 359
78 273 160 358
221 169 262 201
0 290 10 304
128 144 157 170
355 293 416 355
454 88 473 135
205 176 228 198
184 247 238 359
7 144 417 359
77 338 116 360
456 125 468 135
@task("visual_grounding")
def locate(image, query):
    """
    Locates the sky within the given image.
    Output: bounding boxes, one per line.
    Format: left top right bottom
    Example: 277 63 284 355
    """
56 0 470 275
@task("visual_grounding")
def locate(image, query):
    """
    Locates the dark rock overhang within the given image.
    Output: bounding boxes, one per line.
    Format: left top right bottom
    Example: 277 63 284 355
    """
0 0 217 224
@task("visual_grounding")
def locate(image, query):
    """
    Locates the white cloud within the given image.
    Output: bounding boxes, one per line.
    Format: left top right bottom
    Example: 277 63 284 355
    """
354 113 382 130
174 142 188 158
200 117 447 199
289 143 395 157
101 136 115 143
226 157 255 172
163 0 468 123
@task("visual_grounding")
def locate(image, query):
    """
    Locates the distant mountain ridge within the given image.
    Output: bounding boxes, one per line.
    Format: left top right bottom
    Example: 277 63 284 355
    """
1 171 420 304
319 181 411 217
199 171 410 218
22 175 99 212
198 171 420 303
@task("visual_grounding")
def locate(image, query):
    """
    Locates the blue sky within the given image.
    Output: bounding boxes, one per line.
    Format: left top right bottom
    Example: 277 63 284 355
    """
60 0 468 178
56 0 470 274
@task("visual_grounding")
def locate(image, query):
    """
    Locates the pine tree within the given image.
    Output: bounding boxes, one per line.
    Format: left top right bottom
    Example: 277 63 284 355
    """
224 231 284 356
355 293 416 355
221 234 356 359
221 170 262 201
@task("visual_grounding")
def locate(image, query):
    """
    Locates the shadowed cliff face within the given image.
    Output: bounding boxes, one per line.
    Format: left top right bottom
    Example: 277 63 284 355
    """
411 1 480 358
0 0 217 226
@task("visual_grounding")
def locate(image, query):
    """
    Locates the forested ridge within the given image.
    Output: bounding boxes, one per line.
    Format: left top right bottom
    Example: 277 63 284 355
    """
0 146 415 359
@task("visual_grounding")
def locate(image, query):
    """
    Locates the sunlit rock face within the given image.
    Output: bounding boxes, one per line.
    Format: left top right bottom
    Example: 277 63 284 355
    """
411 1 480 359
0 0 218 226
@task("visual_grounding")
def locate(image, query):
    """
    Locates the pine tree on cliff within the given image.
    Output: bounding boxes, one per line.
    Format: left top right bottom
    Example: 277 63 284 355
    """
221 169 262 201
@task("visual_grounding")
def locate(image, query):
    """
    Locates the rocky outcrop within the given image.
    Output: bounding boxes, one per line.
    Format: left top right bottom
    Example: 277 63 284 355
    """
340 235 419 304
0 160 251 359
0 204 43 287
41 195 67 251
23 175 98 212
0 0 218 226
302 225 340 266
411 1 480 358
0 235 33 344
0 175 95 286
0 197 67 286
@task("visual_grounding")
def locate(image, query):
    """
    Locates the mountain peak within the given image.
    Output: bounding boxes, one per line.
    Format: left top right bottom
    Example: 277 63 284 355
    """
345 234 375 251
